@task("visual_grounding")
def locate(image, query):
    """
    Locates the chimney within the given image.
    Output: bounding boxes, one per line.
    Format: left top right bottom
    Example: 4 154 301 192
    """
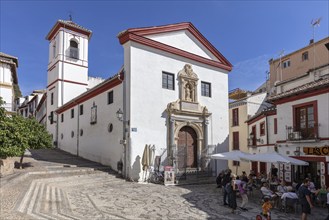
309 39 314 45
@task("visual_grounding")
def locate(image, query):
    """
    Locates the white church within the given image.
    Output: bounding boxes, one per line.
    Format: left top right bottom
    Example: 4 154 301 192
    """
32 19 233 181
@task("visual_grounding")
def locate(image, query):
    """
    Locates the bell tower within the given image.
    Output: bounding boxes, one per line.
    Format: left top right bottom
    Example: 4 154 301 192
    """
45 19 92 143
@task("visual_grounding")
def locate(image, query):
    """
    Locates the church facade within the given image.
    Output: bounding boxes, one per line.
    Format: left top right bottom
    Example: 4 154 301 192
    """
40 20 232 181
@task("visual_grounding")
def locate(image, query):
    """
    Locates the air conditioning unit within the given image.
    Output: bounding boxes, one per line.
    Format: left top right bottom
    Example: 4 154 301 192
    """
289 131 301 140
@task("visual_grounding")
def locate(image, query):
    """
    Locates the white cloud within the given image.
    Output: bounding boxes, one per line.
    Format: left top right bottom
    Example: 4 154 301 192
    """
229 54 272 91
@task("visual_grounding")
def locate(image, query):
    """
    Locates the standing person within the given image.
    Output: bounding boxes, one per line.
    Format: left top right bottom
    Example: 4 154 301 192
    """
228 174 237 213
298 178 314 220
222 169 231 206
216 170 224 188
271 164 278 178
238 176 248 211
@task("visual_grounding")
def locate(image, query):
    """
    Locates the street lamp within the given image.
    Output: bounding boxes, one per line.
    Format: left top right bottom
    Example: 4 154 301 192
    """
48 111 57 123
116 108 124 122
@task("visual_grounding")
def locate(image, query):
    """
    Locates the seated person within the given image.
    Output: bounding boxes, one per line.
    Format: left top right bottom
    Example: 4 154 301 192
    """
261 182 279 207
281 186 298 203
277 180 288 196
281 186 298 211
261 182 278 199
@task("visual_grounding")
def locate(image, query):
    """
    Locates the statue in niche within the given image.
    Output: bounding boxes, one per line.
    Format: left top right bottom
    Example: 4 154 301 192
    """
185 84 193 102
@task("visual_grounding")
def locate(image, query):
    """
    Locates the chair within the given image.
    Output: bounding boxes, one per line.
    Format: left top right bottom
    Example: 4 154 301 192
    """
283 197 299 213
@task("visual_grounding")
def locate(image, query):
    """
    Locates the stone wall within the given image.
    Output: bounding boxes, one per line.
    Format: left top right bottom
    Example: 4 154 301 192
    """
0 158 15 177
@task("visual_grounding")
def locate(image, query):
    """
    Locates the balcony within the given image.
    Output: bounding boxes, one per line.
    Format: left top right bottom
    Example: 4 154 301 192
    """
286 124 319 141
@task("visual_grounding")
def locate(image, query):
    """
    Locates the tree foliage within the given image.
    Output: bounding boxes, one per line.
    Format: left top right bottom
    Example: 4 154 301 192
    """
13 84 22 98
0 97 52 159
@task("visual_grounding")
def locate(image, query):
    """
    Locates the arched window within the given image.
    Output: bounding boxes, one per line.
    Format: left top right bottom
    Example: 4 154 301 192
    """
69 40 79 59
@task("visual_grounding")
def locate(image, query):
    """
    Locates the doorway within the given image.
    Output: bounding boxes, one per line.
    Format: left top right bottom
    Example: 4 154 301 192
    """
177 126 197 170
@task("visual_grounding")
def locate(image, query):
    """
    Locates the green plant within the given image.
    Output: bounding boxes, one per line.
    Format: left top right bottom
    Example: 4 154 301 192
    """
0 97 52 167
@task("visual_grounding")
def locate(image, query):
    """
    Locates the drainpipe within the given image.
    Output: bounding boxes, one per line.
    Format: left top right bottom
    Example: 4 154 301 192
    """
77 104 80 156
118 72 128 178
56 112 59 149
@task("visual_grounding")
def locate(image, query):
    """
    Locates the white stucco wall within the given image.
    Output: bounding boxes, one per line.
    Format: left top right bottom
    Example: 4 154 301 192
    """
124 40 229 179
246 92 267 117
0 63 14 111
147 31 218 61
57 83 123 170
276 93 329 141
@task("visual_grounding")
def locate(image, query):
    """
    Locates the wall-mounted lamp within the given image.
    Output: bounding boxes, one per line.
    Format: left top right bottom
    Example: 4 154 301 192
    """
116 108 124 122
48 111 56 124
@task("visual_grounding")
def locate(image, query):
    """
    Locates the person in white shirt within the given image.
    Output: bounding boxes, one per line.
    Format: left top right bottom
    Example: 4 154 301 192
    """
277 180 288 196
261 182 277 199
281 186 298 201
281 186 298 211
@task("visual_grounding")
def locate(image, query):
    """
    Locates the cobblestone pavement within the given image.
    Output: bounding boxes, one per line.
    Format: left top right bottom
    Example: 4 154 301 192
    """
0 149 328 220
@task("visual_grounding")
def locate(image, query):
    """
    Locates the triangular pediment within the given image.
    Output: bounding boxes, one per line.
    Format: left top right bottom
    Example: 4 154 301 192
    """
118 22 232 71
146 30 218 61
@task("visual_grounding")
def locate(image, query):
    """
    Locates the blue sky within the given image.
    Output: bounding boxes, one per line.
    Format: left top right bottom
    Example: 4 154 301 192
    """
1 1 328 96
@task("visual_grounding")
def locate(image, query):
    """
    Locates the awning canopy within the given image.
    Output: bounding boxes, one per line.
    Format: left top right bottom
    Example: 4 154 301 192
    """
242 151 309 166
210 150 251 162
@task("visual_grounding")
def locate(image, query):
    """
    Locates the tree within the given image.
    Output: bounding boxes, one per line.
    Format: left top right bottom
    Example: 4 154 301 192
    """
13 84 22 98
0 97 52 168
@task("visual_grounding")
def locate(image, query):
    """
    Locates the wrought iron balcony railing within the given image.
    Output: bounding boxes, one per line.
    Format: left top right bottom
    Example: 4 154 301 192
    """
286 124 319 141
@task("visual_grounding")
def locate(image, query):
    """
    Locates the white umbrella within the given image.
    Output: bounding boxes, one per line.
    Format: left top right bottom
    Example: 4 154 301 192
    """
243 151 308 166
211 150 251 161
210 150 251 174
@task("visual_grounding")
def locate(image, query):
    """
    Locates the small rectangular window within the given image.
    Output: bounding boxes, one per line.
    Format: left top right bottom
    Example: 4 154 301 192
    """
61 114 64 123
108 91 113 104
260 122 265 136
201 81 211 97
283 59 290 68
162 72 175 90
233 132 239 150
274 118 277 134
232 108 239 126
302 52 309 61
79 105 83 115
71 109 74 118
51 93 54 105
50 111 54 124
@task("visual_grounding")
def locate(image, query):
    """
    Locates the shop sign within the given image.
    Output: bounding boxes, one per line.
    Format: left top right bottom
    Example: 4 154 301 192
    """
303 145 329 155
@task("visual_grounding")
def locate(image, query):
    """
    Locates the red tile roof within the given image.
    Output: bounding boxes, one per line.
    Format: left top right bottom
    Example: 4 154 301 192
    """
269 77 329 102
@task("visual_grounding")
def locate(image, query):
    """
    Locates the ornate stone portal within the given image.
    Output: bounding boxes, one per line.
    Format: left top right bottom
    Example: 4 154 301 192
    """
166 64 211 173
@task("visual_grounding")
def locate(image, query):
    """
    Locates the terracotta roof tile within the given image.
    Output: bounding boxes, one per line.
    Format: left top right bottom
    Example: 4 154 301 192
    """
269 77 329 101
58 20 92 34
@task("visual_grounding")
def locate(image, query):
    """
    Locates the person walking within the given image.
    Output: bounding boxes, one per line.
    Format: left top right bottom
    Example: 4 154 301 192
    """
238 176 248 211
298 178 314 220
222 169 231 206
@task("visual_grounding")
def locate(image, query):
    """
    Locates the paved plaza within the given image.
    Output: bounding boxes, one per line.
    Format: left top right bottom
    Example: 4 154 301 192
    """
0 149 328 220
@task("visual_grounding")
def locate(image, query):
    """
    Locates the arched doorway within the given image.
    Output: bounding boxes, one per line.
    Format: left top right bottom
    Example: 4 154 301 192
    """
177 126 197 170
